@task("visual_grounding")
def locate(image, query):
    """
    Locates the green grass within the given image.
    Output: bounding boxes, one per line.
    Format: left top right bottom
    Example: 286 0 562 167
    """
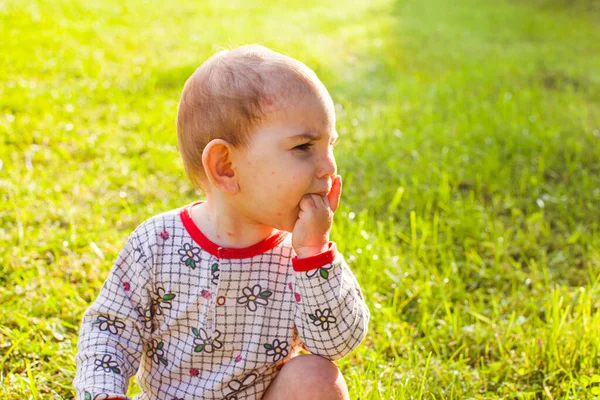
1 0 599 398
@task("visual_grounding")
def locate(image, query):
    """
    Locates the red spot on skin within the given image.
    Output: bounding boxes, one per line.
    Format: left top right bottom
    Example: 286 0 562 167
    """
262 94 277 111
123 282 130 291
227 232 233 237
216 234 221 239
276 212 282 216
294 292 301 302
190 368 199 377
272 171 275 175
235 355 242 362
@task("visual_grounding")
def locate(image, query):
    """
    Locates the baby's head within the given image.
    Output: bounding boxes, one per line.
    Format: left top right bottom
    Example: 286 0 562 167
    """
177 44 339 231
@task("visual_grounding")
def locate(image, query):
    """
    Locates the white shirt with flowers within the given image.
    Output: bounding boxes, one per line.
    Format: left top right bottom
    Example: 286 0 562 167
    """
73 201 370 400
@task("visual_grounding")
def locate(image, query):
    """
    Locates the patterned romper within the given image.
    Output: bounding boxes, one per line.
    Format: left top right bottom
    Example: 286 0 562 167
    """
74 201 370 399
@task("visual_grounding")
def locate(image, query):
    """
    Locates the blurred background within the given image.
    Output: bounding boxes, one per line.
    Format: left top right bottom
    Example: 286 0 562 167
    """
1 0 599 398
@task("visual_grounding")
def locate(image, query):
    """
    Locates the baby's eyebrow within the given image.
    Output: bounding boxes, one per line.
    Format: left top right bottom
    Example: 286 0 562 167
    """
290 130 339 143
289 131 321 141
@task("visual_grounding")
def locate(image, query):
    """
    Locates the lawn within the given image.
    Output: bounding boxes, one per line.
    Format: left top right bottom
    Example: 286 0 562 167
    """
1 0 599 398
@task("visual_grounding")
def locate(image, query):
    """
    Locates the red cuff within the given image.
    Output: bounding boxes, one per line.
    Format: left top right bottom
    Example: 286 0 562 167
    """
292 242 336 272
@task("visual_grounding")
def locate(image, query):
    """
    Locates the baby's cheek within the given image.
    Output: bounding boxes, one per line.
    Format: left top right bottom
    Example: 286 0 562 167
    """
275 188 298 209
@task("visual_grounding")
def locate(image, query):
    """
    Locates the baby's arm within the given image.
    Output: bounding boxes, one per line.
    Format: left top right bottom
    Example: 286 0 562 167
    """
291 175 370 360
73 229 151 399
291 244 370 360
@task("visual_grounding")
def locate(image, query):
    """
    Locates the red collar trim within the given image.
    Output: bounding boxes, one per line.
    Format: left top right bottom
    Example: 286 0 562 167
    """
179 201 288 259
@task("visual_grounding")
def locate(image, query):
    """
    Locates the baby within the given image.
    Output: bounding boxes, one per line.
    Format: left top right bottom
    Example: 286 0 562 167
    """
73 44 370 400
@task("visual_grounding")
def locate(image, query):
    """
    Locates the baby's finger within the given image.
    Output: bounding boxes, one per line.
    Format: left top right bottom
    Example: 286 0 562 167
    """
328 175 342 212
322 193 331 209
299 194 317 210
312 193 327 209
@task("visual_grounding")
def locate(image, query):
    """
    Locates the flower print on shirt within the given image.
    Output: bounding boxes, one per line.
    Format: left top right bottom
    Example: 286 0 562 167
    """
237 284 272 312
264 339 288 362
146 340 168 366
211 263 220 285
306 264 333 280
151 287 176 316
94 355 121 374
226 373 257 399
84 392 112 400
137 306 154 330
133 246 145 263
178 243 201 269
91 315 125 335
308 308 337 331
192 328 223 353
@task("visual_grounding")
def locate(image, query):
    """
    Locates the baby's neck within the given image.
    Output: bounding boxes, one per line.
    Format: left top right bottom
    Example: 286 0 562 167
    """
190 199 277 249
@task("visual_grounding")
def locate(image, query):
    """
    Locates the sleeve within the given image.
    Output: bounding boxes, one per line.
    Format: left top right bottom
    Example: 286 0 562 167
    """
291 242 370 361
73 229 153 400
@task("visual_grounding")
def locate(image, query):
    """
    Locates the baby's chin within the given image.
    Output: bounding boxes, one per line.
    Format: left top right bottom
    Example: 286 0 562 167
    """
271 216 296 233
268 208 299 233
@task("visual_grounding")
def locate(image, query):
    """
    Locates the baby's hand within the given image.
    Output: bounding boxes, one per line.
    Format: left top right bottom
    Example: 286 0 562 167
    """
292 175 342 258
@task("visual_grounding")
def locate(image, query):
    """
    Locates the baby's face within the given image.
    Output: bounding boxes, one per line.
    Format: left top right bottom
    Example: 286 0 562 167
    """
232 93 338 232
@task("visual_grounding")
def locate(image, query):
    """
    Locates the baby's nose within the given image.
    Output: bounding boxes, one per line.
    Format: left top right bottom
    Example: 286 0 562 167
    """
317 151 336 178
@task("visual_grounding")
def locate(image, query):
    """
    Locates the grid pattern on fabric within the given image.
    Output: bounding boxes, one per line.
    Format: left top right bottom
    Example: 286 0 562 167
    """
73 204 370 399
293 258 371 361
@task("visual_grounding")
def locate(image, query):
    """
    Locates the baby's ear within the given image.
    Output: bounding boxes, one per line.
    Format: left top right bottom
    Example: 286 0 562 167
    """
202 139 239 195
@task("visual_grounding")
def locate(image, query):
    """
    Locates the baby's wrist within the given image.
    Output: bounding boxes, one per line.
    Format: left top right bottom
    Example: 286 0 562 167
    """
294 243 329 259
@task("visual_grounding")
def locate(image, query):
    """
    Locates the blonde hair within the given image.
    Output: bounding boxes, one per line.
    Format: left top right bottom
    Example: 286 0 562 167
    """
177 44 322 190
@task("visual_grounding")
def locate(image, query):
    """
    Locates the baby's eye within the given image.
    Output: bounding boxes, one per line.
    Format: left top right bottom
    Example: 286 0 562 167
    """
293 143 313 151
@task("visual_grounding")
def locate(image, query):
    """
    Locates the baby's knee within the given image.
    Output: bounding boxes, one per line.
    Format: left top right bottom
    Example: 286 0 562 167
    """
278 354 349 399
